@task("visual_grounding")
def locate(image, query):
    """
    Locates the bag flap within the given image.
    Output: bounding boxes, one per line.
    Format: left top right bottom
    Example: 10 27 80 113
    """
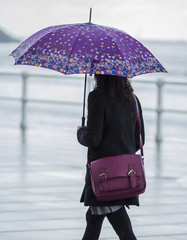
91 154 144 183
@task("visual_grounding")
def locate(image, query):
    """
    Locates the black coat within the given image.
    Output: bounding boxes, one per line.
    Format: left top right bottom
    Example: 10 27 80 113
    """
77 88 145 207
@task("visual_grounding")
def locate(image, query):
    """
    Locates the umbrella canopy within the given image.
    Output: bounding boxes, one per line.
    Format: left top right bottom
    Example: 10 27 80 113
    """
10 22 167 78
10 19 167 126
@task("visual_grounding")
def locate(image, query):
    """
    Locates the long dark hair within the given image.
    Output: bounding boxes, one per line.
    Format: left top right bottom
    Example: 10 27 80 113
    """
94 74 134 102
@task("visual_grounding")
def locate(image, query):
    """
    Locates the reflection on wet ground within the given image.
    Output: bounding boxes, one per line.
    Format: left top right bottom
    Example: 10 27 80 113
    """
0 124 187 239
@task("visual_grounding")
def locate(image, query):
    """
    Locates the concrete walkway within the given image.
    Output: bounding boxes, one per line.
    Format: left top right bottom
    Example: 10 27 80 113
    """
0 126 187 240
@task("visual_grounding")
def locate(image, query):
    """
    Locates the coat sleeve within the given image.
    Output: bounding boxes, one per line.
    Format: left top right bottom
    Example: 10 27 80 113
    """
135 96 145 152
77 90 104 149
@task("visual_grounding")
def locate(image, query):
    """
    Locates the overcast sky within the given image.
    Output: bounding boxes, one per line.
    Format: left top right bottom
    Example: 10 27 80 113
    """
0 0 187 41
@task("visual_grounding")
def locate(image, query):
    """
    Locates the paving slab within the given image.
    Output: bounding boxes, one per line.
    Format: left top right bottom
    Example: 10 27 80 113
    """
0 124 187 240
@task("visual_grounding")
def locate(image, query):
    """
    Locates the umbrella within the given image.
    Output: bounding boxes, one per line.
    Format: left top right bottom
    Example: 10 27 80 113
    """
10 8 167 126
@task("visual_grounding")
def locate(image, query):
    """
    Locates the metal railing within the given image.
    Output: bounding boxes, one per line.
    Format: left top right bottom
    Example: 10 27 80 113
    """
0 71 187 176
132 78 187 176
0 71 90 129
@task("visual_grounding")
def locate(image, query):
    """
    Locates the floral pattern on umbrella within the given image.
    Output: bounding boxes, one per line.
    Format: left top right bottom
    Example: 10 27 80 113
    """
10 23 167 78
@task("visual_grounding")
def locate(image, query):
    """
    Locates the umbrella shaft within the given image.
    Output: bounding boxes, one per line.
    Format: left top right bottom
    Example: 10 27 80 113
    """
82 74 87 126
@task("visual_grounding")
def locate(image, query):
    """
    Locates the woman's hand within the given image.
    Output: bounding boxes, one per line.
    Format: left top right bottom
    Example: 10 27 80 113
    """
77 126 86 131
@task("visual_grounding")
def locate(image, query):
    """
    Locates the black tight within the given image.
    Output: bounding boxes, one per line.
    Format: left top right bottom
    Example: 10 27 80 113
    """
82 207 137 240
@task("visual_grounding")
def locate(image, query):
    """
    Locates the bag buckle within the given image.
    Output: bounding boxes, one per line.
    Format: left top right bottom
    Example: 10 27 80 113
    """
99 173 107 179
128 169 136 176
128 169 137 188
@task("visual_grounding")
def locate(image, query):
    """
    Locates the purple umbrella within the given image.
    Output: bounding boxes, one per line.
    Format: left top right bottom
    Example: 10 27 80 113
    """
10 24 167 77
10 10 167 125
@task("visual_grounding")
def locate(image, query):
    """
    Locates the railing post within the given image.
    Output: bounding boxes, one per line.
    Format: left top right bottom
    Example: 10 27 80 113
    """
20 72 28 130
155 78 164 178
87 75 93 94
85 75 93 117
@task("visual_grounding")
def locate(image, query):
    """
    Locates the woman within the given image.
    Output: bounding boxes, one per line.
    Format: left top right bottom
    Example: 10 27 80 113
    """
77 74 145 240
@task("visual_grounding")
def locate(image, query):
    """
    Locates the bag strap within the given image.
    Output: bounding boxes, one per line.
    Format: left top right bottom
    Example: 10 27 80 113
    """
134 96 144 158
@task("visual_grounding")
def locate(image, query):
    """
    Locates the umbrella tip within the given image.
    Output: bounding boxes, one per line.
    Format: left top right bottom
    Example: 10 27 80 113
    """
89 7 92 23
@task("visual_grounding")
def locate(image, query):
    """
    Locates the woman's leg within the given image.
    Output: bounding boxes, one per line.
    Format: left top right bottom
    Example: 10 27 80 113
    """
82 207 105 240
106 207 137 240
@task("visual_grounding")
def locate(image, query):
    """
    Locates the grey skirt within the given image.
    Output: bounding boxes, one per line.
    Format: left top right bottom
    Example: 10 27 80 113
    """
90 205 123 215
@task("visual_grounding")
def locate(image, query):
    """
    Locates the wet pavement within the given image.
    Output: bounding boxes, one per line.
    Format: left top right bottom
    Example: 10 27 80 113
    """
0 124 187 240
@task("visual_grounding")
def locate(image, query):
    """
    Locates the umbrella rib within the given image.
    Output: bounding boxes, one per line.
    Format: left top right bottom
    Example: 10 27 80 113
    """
94 24 131 73
12 25 65 63
95 25 167 76
65 25 86 74
96 25 128 59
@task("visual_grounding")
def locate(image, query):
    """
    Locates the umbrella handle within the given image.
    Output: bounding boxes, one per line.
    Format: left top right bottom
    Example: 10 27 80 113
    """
82 74 87 126
82 117 85 127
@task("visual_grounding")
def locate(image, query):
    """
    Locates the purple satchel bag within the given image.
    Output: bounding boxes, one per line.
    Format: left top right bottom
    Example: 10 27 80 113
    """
89 97 146 201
